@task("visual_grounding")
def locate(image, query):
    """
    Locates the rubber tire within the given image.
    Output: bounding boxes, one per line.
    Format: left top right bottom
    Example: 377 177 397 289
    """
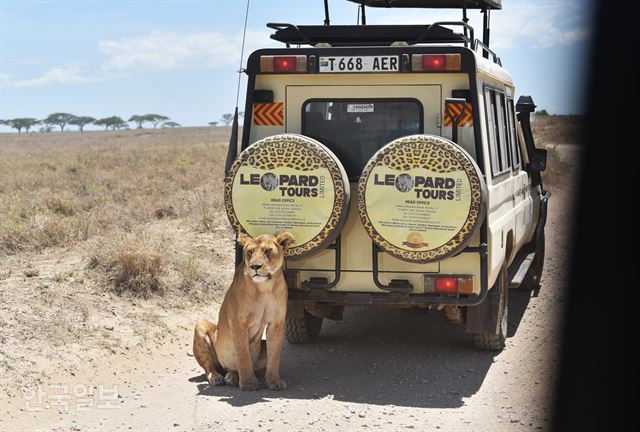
472 265 508 351
520 232 545 291
285 311 323 344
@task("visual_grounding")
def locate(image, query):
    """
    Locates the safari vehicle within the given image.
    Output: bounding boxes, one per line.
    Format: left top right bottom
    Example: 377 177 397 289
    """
224 0 549 351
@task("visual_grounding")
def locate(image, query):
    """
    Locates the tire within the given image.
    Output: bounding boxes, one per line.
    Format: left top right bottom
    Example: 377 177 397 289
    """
285 311 323 344
473 265 508 351
521 232 545 291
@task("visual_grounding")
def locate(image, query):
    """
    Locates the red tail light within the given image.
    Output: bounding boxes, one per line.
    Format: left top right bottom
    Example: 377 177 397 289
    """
260 55 307 73
423 54 446 70
412 54 461 72
425 275 474 294
435 277 458 293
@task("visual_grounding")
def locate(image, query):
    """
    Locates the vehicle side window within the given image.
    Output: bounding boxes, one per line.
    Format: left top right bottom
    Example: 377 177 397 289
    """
507 98 521 170
497 93 512 171
484 89 501 175
484 87 511 177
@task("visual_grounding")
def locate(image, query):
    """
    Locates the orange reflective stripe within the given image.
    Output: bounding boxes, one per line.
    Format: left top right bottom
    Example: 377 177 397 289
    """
444 103 473 127
253 103 284 126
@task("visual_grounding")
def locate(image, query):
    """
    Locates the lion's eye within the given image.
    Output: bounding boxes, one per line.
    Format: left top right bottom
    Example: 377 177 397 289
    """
247 249 253 256
264 248 272 256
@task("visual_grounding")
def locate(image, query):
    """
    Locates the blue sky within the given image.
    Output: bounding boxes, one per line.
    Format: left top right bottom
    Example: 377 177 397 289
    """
0 0 594 131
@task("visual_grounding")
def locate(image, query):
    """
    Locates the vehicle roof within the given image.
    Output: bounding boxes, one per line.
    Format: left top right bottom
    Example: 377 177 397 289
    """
473 49 512 84
347 0 502 10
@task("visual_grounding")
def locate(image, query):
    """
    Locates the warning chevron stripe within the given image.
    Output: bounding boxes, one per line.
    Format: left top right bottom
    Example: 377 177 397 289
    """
253 102 284 126
444 103 473 127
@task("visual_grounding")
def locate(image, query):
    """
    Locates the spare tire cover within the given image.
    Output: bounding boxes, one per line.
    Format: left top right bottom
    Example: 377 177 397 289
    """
225 134 350 259
358 134 486 263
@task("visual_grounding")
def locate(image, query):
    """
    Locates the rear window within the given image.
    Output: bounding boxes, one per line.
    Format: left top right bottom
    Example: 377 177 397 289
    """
302 99 423 180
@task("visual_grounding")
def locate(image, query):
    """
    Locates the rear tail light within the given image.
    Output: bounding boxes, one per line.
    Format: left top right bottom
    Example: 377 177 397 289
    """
260 55 307 73
425 275 474 294
412 54 461 72
435 277 458 293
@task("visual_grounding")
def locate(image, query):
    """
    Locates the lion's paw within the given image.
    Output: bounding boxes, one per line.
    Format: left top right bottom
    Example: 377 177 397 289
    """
207 372 225 386
266 377 287 391
239 375 259 391
224 371 239 387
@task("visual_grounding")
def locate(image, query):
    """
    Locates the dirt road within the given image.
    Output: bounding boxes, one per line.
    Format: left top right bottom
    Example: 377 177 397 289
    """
1 148 576 432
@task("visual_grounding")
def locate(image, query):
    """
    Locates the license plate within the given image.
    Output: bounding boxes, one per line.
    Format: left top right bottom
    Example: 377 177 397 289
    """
319 56 399 73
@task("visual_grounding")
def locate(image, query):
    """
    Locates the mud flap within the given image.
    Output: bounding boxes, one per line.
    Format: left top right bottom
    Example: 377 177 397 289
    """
536 191 551 243
465 269 506 335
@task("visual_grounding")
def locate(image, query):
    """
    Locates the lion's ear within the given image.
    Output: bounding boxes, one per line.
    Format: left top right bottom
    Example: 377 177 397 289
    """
275 231 295 249
237 233 252 247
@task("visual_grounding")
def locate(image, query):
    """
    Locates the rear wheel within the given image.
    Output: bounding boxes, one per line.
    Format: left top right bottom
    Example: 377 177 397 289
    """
285 311 323 344
472 265 508 351
520 232 545 291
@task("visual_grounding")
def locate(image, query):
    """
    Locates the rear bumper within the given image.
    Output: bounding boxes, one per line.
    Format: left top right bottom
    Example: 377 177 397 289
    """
288 283 486 306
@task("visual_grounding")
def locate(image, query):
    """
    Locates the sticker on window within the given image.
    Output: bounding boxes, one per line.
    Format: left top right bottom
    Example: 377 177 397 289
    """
347 103 374 113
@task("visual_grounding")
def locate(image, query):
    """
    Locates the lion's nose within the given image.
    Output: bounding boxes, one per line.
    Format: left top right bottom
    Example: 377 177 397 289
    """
250 264 262 271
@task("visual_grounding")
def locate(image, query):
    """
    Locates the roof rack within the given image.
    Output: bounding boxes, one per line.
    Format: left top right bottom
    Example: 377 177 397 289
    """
268 21 474 47
265 1 503 65
346 0 501 10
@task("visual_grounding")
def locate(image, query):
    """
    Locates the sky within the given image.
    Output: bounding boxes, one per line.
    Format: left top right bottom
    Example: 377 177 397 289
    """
0 0 595 131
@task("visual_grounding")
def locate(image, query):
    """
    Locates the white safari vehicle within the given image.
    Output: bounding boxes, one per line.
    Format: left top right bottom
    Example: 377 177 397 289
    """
224 0 550 351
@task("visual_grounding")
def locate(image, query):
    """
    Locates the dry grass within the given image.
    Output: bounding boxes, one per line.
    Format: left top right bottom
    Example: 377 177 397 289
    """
544 143 572 181
0 127 232 257
531 115 583 187
88 233 166 298
85 222 232 302
531 114 585 146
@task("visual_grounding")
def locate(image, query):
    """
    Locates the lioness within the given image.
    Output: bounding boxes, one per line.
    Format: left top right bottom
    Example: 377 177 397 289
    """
193 231 294 391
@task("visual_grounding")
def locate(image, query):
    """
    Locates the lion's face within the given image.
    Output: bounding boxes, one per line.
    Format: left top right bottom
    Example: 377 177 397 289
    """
238 231 295 283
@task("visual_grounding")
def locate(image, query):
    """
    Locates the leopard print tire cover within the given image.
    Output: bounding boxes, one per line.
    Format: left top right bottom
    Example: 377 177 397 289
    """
358 134 487 263
225 134 350 259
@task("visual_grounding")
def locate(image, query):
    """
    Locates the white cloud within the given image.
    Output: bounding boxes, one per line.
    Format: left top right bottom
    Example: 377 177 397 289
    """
3 28 273 88
99 28 273 71
3 66 122 88
371 2 591 50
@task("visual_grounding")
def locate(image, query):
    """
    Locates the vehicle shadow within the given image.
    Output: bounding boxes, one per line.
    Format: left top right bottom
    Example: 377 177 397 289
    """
196 291 533 408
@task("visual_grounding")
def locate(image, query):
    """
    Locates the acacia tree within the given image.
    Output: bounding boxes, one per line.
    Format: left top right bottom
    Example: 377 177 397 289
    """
43 112 76 131
220 113 234 126
8 118 40 133
128 115 147 129
113 117 129 129
142 114 169 128
94 118 111 130
161 121 181 128
94 116 127 130
69 116 95 132
208 121 218 126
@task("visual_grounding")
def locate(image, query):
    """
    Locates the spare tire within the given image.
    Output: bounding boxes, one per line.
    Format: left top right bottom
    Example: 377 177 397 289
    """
224 134 350 259
357 134 486 263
